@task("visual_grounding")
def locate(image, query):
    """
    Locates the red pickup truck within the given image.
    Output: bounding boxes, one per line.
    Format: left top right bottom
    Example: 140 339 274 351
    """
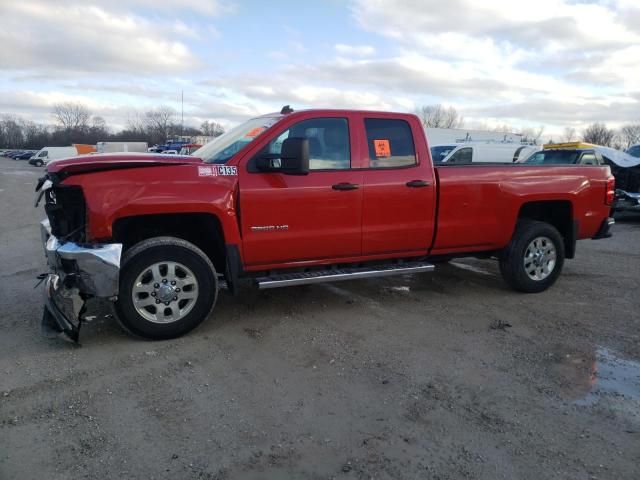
36 108 615 341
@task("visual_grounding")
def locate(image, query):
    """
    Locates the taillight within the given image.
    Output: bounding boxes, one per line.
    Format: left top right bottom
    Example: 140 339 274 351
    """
605 176 615 206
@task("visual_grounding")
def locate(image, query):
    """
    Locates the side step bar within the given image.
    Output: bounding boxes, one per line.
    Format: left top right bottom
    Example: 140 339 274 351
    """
256 262 434 290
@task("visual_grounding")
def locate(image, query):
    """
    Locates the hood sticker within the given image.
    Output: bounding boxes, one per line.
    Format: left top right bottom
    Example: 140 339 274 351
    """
198 165 238 177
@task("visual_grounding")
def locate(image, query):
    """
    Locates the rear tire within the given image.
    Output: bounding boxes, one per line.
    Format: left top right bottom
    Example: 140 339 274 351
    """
113 237 218 339
499 220 565 293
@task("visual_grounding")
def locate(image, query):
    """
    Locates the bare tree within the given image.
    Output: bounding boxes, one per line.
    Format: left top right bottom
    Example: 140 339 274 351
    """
91 116 107 131
0 115 24 148
200 120 225 137
144 106 176 142
582 123 615 146
126 110 146 134
416 104 464 128
52 102 91 131
562 127 577 142
620 124 640 149
520 126 545 144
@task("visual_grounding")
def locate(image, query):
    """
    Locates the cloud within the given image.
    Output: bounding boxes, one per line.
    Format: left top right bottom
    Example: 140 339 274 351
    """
334 44 376 56
0 1 208 75
0 0 639 138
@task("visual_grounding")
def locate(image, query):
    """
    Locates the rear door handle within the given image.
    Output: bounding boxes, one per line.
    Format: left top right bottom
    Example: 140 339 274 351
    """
406 180 431 188
332 182 359 191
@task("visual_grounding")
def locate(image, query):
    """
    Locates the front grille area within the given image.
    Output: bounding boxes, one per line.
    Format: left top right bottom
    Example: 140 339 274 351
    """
44 185 86 242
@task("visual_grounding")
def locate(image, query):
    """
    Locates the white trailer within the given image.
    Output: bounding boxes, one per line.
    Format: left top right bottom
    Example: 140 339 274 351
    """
425 127 527 145
96 142 148 153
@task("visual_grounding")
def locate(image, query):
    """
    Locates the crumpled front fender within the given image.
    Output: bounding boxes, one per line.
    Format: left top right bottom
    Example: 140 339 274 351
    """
40 219 123 342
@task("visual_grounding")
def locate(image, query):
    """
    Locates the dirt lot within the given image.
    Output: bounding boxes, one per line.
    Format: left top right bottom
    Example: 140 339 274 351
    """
1 157 639 480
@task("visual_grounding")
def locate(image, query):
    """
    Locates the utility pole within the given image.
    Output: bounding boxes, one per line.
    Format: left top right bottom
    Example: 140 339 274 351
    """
181 90 184 139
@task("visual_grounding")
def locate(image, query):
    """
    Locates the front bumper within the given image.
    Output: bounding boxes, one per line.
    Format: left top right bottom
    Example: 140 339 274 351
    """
40 219 122 341
614 190 640 212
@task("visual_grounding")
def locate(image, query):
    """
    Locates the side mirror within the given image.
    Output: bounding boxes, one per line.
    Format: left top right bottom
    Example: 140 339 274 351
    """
256 137 309 175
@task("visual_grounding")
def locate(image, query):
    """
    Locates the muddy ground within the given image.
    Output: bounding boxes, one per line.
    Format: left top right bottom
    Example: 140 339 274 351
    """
1 157 639 479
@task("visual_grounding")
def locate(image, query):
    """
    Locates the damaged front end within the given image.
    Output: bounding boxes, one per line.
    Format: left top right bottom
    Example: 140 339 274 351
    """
614 190 640 212
37 176 122 342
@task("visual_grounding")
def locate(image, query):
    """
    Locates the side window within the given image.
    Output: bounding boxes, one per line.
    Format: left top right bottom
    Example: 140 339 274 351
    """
579 152 596 165
39 151 48 158
364 118 416 168
265 118 350 170
447 147 472 164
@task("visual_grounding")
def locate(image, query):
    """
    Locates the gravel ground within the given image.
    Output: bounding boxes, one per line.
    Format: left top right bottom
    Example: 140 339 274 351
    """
1 157 639 480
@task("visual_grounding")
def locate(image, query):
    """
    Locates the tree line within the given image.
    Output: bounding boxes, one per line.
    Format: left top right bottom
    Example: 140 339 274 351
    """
0 102 225 150
2 101 638 150
416 104 640 149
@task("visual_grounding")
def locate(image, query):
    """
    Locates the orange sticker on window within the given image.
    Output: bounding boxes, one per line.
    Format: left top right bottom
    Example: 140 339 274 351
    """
373 139 391 157
245 127 266 138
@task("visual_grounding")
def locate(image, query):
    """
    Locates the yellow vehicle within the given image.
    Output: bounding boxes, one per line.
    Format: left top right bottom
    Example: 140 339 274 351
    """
524 142 601 165
542 142 596 150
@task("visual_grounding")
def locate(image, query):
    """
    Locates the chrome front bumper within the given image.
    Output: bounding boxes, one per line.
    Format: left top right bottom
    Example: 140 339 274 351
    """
40 219 123 341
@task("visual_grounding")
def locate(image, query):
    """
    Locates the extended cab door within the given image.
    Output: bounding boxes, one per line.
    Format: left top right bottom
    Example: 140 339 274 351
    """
238 115 363 267
358 115 437 255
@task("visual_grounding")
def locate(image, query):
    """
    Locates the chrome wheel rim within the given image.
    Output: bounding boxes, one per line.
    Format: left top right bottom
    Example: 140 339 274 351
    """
523 236 556 281
131 261 199 323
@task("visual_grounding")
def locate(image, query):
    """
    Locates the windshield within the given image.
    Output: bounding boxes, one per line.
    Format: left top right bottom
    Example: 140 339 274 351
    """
193 116 281 164
627 145 640 158
525 150 581 165
430 145 457 163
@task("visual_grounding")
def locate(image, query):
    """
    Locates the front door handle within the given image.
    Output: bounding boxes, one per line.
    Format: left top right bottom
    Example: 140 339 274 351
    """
332 182 359 191
406 180 431 188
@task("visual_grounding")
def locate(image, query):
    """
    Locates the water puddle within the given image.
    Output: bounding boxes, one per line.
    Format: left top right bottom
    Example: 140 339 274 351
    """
575 348 640 407
556 347 640 413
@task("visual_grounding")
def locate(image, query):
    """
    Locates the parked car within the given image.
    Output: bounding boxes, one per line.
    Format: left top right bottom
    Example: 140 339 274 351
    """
179 143 202 155
160 149 178 155
524 142 640 213
523 142 603 165
16 151 36 160
36 108 614 342
29 146 79 166
431 143 539 164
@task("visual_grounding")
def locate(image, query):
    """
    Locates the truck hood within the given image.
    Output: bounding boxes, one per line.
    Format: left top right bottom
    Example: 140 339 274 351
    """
46 152 203 175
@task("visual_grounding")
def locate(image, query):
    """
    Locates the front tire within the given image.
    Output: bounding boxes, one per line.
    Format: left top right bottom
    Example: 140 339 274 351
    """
499 220 565 293
113 237 218 339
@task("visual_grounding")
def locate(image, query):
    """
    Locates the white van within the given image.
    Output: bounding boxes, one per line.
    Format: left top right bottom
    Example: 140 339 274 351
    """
29 146 78 167
430 143 540 164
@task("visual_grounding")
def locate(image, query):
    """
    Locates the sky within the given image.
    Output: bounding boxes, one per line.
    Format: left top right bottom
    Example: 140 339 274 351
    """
0 0 639 139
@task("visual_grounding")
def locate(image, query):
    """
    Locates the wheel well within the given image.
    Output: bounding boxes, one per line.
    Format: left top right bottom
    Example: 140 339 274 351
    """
517 201 576 258
112 213 226 272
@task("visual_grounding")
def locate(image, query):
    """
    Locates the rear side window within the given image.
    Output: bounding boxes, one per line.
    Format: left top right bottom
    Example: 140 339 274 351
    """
579 152 597 165
447 147 472 164
364 118 416 168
